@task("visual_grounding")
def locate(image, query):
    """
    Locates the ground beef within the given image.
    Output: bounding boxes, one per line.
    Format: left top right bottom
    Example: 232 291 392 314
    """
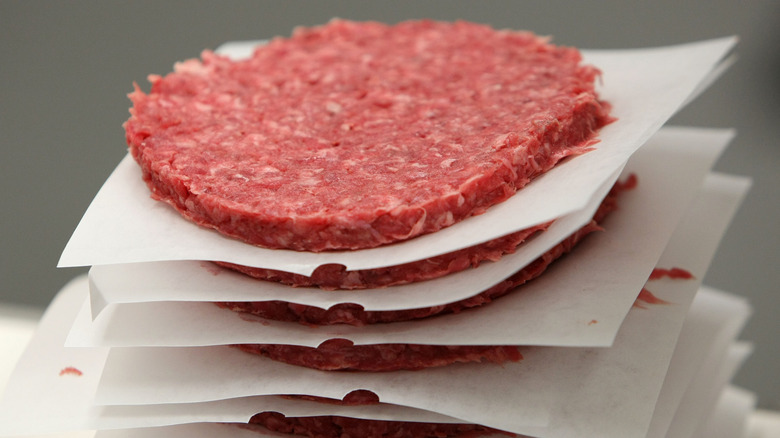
234 341 523 372
215 219 596 325
214 175 633 326
648 267 693 280
240 412 516 438
214 222 549 290
281 391 381 406
125 19 611 252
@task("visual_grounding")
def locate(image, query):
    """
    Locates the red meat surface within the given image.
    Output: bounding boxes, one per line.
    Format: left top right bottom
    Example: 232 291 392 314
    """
234 341 523 372
214 222 549 290
125 19 611 252
281 391 381 406
214 220 596 325
240 412 516 438
214 175 632 326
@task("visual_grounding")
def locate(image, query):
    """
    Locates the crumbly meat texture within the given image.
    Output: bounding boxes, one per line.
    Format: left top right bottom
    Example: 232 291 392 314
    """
281 391 382 406
125 19 611 252
214 175 633 326
234 341 523 372
214 222 549 290
215 221 597 325
240 412 516 438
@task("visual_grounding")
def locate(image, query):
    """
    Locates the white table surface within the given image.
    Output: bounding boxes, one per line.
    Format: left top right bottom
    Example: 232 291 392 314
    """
1 303 778 438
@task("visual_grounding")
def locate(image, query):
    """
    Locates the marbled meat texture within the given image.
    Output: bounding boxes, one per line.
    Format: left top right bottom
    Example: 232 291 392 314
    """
125 19 611 252
214 221 549 290
215 175 632 327
216 219 597 324
241 412 515 438
235 341 523 372
216 215 595 323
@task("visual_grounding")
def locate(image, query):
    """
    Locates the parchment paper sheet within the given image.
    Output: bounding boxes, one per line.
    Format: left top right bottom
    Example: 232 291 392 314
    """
90 173 749 436
666 340 754 438
692 385 757 438
67 128 732 350
82 127 730 317
0 277 749 436
0 278 468 436
0 171 751 435
57 38 735 276
645 285 752 438
1 36 748 438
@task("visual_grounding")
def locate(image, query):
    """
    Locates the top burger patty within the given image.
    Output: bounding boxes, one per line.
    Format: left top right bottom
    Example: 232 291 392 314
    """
125 19 611 252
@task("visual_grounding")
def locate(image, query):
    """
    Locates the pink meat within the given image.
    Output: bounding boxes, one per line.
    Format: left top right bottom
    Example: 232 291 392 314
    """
125 19 611 252
240 412 516 438
214 174 633 327
234 341 523 372
281 391 381 406
214 222 595 325
214 222 549 290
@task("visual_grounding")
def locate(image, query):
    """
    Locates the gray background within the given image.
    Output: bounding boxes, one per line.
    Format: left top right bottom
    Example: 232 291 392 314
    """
1 1 778 409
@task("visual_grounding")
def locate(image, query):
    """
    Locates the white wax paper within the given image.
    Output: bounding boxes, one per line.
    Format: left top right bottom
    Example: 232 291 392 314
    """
0 277 709 436
1 35 748 438
0 278 476 437
693 385 757 438
506 173 751 438
82 167 618 318
92 384 760 438
85 287 753 437
646 286 752 438
57 37 735 276
88 172 748 436
83 126 730 319
0 269 747 436
66 130 734 351
0 180 751 437
0 277 109 437
666 341 754 438
0 283 752 438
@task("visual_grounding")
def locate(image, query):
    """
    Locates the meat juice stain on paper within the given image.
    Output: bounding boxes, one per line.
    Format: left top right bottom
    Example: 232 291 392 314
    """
633 266 693 309
58 366 83 377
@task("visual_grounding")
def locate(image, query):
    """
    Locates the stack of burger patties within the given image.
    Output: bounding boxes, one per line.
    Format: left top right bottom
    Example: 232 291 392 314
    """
1 20 754 438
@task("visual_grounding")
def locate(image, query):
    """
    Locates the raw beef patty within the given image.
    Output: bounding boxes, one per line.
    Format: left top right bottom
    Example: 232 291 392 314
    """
125 19 611 251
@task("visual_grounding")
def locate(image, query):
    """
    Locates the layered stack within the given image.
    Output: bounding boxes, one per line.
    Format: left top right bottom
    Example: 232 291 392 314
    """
0 20 756 438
